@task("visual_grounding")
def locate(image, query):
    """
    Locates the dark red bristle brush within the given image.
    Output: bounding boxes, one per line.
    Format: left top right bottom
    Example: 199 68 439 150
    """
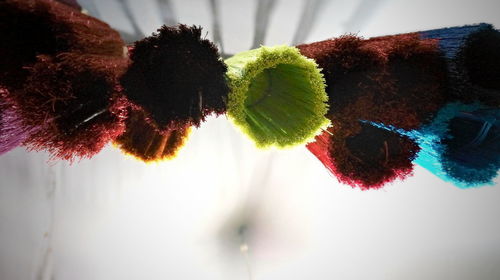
307 123 420 190
298 33 448 130
301 24 500 189
0 0 130 161
299 32 447 189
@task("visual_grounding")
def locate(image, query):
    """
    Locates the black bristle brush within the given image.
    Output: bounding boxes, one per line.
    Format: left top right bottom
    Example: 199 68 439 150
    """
115 25 230 162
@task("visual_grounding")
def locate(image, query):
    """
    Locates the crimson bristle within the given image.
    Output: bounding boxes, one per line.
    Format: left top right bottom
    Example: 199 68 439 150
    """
12 54 129 161
0 0 125 90
307 123 419 190
0 0 130 161
299 32 449 189
298 33 449 130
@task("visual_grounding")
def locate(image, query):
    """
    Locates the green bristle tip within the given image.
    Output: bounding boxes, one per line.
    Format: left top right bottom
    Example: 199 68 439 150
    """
225 45 330 148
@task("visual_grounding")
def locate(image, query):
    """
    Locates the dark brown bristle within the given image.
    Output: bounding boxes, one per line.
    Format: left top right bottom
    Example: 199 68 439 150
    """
299 33 447 189
298 33 448 131
298 35 383 118
307 123 420 190
0 0 125 90
17 54 129 161
114 109 191 162
338 124 419 188
121 25 229 130
0 0 129 160
1 89 32 155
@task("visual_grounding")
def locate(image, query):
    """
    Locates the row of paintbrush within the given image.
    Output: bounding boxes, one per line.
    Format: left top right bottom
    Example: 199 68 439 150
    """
0 0 498 189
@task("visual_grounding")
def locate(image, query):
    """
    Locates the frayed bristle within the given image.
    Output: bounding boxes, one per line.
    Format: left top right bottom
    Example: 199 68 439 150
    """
0 89 32 155
121 24 229 130
225 45 329 148
371 102 499 188
0 0 129 161
114 109 191 163
0 0 125 91
440 109 500 185
307 123 419 190
298 33 448 131
9 54 129 161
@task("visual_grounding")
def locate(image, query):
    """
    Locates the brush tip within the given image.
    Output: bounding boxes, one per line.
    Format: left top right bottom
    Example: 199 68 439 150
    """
114 109 192 163
121 24 229 131
308 123 419 190
0 0 125 91
13 54 129 161
225 45 329 148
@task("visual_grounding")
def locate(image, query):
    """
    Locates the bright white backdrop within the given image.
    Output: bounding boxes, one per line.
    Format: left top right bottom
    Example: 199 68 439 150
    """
1 0 500 279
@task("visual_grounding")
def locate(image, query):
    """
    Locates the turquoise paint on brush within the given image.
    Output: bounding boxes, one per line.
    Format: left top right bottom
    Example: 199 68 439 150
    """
367 103 499 189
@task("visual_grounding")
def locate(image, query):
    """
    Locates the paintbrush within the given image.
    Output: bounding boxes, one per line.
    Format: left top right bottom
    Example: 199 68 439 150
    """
225 46 329 148
115 25 229 162
0 0 129 161
301 24 499 189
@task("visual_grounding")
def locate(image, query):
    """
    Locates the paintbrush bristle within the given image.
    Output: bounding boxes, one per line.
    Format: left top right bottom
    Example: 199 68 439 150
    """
441 109 500 185
121 24 229 131
412 103 500 188
307 123 419 190
298 33 448 131
16 54 129 161
0 90 32 155
114 109 191 163
225 45 329 148
0 0 129 161
0 0 125 91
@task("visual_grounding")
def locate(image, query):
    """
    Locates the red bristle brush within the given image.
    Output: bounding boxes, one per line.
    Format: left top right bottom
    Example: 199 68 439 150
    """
56 0 82 11
298 32 449 189
19 53 129 160
0 0 130 161
115 25 229 162
0 0 125 90
308 122 420 190
298 33 449 130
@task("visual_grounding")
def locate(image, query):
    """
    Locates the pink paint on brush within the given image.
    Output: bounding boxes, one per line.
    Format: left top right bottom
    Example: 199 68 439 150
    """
0 89 33 155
